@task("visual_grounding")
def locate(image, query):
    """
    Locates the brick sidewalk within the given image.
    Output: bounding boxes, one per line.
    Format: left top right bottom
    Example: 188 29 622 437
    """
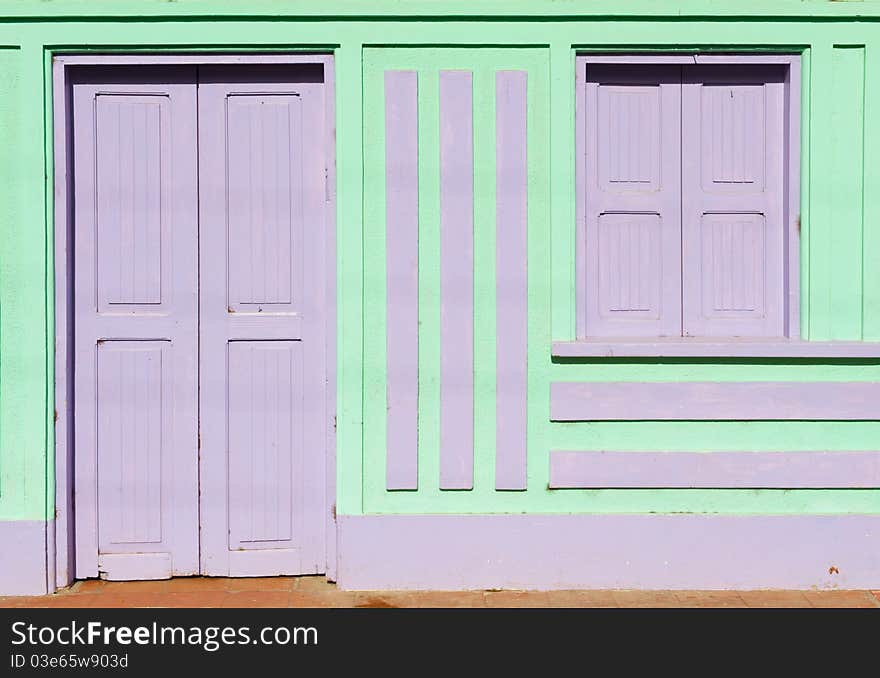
1 578 879 608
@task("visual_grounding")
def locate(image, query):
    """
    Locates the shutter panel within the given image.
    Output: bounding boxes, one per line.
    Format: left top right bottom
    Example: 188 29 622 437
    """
583 64 682 337
681 64 786 337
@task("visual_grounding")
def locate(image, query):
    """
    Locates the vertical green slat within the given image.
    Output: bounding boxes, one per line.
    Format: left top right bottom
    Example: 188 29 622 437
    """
808 43 833 340
472 64 496 492
550 42 575 341
863 39 880 340
335 42 365 515
829 45 865 340
360 53 387 507
417 68 441 494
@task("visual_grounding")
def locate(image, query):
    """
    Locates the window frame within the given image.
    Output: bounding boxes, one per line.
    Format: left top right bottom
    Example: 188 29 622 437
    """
574 52 802 343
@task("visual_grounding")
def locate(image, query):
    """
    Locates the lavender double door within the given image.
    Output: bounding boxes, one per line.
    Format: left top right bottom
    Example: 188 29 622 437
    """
71 65 328 580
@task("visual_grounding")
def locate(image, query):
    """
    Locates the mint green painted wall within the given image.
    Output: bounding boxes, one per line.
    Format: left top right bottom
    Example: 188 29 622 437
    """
0 2 879 523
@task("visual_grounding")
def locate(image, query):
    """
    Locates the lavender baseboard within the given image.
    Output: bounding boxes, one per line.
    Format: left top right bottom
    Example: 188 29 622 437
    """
0 520 48 596
336 514 880 591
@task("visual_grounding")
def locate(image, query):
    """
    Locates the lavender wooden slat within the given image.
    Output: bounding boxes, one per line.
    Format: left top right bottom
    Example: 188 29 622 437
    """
682 65 786 337
582 65 682 338
384 71 419 491
439 70 475 490
199 65 328 576
494 70 528 491
549 450 880 488
72 67 200 580
551 339 880 358
550 381 880 421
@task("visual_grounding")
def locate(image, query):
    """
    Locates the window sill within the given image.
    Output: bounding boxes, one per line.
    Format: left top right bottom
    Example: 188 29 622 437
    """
551 339 880 359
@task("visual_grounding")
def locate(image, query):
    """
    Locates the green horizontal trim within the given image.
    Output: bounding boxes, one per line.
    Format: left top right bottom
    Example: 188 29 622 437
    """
2 0 880 21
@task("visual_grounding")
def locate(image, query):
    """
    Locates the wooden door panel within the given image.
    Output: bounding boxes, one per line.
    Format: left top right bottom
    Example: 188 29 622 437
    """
198 65 327 576
72 67 199 579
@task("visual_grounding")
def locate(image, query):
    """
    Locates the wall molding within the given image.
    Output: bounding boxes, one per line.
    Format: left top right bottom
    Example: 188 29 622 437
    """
337 514 880 590
550 381 880 421
549 450 880 488
552 340 880 358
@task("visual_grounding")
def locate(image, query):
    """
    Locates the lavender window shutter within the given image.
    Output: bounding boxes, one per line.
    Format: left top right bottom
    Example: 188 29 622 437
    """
583 64 682 338
681 64 786 337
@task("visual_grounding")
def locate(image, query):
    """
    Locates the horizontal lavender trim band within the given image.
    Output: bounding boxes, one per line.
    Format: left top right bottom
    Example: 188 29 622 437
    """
549 450 880 488
552 339 880 358
550 381 880 421
337 514 880 590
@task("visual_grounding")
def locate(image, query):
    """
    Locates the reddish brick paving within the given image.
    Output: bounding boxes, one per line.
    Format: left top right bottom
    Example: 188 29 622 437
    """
1 578 879 608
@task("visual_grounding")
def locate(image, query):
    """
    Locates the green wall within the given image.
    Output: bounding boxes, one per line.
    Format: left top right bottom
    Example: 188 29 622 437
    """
1 1 879 524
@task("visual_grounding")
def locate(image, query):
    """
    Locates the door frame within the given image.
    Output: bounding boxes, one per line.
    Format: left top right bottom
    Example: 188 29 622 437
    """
51 52 337 590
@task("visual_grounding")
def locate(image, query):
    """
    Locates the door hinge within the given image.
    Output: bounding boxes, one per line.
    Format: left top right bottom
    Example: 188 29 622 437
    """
331 503 336 521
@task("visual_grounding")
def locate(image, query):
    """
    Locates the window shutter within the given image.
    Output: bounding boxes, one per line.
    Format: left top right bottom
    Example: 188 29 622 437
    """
582 64 682 338
681 64 786 337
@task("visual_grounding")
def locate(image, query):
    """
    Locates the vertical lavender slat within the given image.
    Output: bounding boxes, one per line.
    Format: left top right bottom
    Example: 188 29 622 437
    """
439 70 475 490
494 71 528 491
385 71 420 490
